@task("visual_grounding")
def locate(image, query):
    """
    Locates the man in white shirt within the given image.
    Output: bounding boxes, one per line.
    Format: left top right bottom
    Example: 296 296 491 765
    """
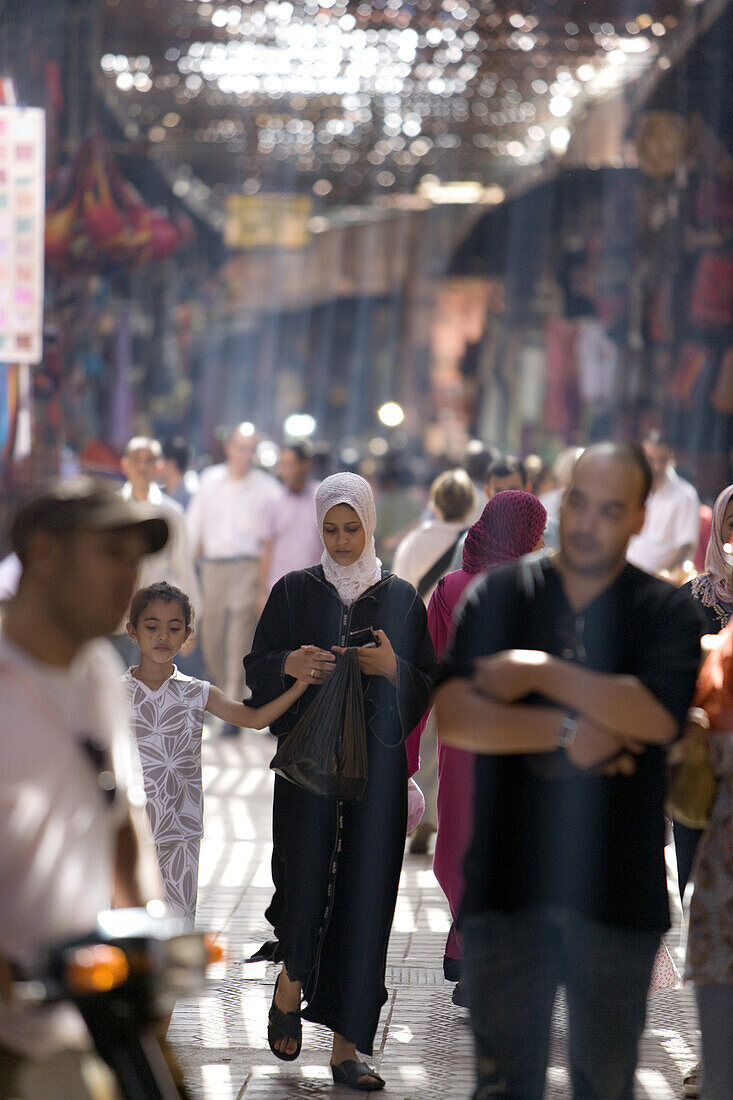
0 551 22 600
539 446 584 551
0 477 166 1098
186 423 281 729
257 442 322 613
626 431 700 576
157 435 196 511
120 436 202 617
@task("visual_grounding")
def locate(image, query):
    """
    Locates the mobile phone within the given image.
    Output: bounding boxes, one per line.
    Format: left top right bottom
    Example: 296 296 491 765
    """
348 626 380 648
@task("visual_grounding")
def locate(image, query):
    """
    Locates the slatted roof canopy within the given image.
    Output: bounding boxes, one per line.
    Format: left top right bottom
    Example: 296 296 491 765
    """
93 0 726 217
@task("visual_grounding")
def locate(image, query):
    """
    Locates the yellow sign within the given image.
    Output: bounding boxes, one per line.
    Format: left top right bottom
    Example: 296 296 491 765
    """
224 193 312 250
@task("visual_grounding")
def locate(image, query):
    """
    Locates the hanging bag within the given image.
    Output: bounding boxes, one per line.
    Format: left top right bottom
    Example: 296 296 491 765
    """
270 647 369 800
665 737 717 829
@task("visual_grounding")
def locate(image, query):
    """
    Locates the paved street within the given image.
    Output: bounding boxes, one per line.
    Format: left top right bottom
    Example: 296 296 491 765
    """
169 722 699 1099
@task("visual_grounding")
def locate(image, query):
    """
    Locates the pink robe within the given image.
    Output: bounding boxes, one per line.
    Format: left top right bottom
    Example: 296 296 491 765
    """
405 568 477 962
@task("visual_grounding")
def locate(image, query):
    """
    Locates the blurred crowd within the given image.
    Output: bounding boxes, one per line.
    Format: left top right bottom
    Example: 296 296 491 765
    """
1 423 732 1100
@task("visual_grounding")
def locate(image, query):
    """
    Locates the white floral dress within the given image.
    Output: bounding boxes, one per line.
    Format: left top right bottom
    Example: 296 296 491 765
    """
122 667 209 926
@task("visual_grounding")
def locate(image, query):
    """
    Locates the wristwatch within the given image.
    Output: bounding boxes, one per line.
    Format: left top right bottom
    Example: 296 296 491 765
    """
557 712 579 749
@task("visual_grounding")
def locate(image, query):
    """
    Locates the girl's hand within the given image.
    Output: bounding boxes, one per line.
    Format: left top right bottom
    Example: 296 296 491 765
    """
333 630 398 684
284 645 336 685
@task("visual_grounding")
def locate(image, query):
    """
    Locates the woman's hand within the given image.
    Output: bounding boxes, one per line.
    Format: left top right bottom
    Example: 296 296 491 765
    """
333 629 398 684
284 645 336 685
668 707 710 766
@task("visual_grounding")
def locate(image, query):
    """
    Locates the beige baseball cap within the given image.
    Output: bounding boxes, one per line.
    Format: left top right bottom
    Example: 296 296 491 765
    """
10 475 169 562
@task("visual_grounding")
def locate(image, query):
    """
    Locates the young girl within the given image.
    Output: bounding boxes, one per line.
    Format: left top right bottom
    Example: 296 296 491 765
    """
122 581 310 927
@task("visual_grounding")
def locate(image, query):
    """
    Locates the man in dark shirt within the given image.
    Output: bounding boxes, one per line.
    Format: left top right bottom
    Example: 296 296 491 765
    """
436 441 701 1100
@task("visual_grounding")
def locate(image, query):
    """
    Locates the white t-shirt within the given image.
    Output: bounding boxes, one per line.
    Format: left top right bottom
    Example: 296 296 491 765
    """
0 633 143 1056
393 519 468 599
186 463 282 561
0 552 22 601
119 483 203 623
626 467 700 574
121 667 210 843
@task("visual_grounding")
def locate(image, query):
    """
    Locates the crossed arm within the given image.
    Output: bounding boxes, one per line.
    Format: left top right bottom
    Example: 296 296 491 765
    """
472 650 677 742
435 649 677 771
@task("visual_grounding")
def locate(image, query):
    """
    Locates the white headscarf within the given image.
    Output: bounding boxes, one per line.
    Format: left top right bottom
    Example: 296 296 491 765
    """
316 473 382 605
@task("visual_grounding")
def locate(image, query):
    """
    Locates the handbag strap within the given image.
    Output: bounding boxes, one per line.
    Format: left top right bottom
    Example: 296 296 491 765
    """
417 531 466 598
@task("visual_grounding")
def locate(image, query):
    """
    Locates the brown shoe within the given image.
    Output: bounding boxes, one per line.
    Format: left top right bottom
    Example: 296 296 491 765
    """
409 821 436 855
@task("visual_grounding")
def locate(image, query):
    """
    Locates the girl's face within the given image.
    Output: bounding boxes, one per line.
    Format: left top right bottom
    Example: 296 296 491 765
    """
721 499 733 549
322 504 366 566
127 598 191 664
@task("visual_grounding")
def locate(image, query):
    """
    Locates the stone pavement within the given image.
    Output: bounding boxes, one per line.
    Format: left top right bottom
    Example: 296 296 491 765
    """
168 722 700 1099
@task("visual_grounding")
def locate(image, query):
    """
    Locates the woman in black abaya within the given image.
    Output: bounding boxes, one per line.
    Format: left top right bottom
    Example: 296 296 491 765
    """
244 472 436 1091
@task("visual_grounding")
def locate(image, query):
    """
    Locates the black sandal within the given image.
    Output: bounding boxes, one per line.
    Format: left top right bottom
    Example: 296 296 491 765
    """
246 939 279 964
267 974 302 1062
330 1060 385 1091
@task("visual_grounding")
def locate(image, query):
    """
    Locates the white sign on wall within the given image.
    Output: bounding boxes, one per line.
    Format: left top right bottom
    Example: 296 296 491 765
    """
0 106 45 365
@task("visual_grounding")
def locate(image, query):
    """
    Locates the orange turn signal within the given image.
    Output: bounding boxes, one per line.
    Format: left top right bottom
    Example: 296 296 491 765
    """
65 945 130 994
204 934 225 966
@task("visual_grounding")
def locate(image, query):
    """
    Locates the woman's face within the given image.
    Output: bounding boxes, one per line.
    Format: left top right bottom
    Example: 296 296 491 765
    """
322 504 366 565
721 499 733 549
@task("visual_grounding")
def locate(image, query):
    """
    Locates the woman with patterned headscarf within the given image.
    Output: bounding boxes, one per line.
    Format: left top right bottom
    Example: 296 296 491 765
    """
244 472 437 1091
418 490 547 1001
686 484 733 633
680 618 733 1100
676 485 733 916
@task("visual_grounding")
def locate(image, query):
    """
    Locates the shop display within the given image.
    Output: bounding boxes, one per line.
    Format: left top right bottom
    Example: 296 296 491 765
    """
0 106 45 365
45 136 190 270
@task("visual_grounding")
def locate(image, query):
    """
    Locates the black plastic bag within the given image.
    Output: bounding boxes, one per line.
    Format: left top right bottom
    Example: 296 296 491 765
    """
270 647 368 800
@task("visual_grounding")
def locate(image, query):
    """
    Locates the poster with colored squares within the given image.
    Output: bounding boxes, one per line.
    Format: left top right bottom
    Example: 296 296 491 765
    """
0 107 45 365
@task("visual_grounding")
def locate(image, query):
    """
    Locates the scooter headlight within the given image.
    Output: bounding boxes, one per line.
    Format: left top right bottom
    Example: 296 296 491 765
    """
65 945 130 994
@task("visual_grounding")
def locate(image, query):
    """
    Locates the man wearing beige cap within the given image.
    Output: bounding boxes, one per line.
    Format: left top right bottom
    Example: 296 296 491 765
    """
0 477 167 1099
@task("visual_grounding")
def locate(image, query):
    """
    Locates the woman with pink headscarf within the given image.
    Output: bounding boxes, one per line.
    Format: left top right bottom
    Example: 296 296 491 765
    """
408 490 547 998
